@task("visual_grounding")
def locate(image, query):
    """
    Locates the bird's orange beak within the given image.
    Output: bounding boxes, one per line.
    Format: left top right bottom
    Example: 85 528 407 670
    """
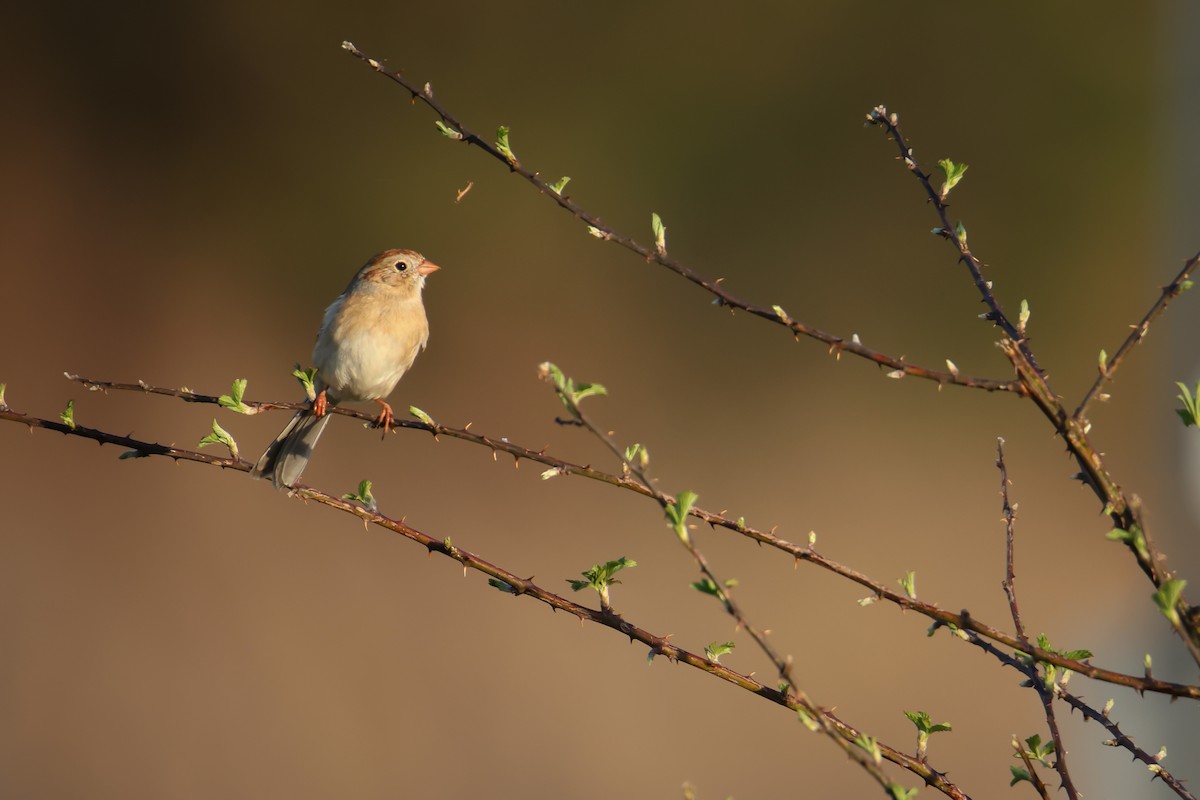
417 260 441 276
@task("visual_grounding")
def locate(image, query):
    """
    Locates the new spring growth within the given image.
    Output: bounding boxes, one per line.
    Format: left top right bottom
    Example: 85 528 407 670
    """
342 479 378 513
1176 380 1200 428
904 710 952 763
567 557 637 612
293 365 318 401
198 419 239 460
495 125 518 165
537 362 607 421
937 158 968 200
651 212 667 256
218 378 253 414
59 399 76 430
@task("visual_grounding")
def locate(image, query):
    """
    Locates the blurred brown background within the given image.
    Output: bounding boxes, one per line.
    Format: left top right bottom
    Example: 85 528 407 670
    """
2 3 1198 798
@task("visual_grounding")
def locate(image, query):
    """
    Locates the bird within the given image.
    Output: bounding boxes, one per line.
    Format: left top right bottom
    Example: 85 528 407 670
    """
252 248 439 489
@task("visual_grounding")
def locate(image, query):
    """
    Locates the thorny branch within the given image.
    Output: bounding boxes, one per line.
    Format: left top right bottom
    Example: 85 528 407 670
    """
0 396 965 800
341 42 1200 662
996 439 1079 800
340 41 1019 397
864 106 1200 665
1074 253 1200 421
962 628 1195 800
63 374 1200 701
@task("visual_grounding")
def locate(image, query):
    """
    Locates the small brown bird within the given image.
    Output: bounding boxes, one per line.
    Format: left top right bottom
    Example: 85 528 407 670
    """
252 248 440 489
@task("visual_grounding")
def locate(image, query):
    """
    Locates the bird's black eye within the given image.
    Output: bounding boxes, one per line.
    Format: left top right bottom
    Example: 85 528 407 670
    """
395 260 408 272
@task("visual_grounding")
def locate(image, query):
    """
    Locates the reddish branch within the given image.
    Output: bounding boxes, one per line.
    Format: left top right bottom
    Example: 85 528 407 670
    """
340 42 1200 660
340 42 1019 397
61 374 1200 701
0 398 964 799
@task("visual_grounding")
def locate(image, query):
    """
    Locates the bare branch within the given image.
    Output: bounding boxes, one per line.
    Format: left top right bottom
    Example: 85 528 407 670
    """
1074 252 1200 420
340 42 1020 396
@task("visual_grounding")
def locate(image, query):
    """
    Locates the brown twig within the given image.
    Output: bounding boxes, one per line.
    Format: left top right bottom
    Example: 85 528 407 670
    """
996 439 1079 800
338 42 1200 658
1074 252 1200 421
864 107 1046 378
64 373 1200 701
965 628 1195 800
0 396 967 800
862 108 1200 663
340 42 1019 397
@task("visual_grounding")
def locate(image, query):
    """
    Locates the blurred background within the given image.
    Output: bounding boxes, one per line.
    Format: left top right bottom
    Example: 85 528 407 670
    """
2 2 1198 797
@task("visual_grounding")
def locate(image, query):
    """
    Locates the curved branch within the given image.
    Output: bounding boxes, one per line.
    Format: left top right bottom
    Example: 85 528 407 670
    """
61 374 1200 701
340 42 1019 396
0 397 968 800
1074 253 1200 420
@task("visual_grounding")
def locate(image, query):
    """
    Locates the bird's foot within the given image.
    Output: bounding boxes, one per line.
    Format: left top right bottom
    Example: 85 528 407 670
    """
373 399 395 434
313 388 329 417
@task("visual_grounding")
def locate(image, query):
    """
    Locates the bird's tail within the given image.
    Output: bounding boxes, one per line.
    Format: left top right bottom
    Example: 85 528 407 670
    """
250 411 331 489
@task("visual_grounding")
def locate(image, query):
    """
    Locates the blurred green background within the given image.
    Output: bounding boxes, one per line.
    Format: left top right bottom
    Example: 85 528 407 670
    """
2 3 1198 798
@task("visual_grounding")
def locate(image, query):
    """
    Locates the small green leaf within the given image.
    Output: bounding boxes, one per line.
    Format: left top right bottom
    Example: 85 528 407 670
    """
488 578 516 593
218 378 252 414
937 158 969 199
292 365 318 401
666 491 698 545
651 212 667 255
435 120 464 140
898 570 917 600
886 784 919 800
547 176 571 195
342 479 377 512
537 362 607 416
59 399 76 430
1175 381 1200 428
1181 279 1194 291
623 443 650 469
1009 767 1032 786
953 221 967 244
1018 299 1030 334
905 710 952 735
772 304 792 325
567 557 637 609
587 225 608 239
1060 648 1093 661
0 382 7 408
704 641 735 662
690 576 737 597
409 406 435 427
1106 524 1150 560
495 125 518 165
1152 579 1187 625
198 419 239 460
118 450 146 460
571 382 607 402
1099 349 1108 372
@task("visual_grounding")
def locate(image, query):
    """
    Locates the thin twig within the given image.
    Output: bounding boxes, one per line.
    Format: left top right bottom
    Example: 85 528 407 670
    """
1074 252 1200 420
996 438 1080 800
544 367 802 705
63 374 1200 700
340 42 1019 397
964 628 1196 800
864 107 1046 379
863 107 1200 661
0 398 968 800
